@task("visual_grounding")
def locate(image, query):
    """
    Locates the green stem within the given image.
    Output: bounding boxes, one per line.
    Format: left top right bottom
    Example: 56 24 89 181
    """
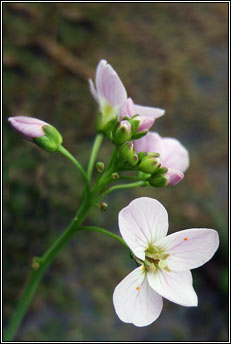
96 181 148 202
4 202 91 341
57 145 90 194
87 133 104 180
79 226 128 248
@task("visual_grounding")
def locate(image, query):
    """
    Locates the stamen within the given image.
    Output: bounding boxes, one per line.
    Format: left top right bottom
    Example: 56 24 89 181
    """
136 286 140 290
184 237 188 241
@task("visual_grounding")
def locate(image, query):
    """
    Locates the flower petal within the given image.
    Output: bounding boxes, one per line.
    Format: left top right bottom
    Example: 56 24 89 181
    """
134 132 165 155
119 97 135 119
95 59 127 108
161 137 189 173
147 269 198 307
113 266 163 327
118 197 169 260
88 78 99 103
155 228 219 271
134 104 165 119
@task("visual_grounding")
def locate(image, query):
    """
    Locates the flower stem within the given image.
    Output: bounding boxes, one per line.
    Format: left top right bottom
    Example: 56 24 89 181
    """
80 226 128 248
57 145 90 193
96 180 148 201
87 133 104 181
4 202 91 341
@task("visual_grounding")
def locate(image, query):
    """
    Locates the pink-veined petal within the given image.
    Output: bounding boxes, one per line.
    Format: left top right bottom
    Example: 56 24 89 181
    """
119 97 135 119
95 59 127 108
134 104 165 119
113 266 163 327
147 269 198 307
155 228 219 271
8 116 47 139
118 197 169 260
161 137 189 173
134 132 165 155
88 78 99 103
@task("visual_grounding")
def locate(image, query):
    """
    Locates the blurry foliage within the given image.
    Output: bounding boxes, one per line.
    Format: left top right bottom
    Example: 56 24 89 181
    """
3 2 228 341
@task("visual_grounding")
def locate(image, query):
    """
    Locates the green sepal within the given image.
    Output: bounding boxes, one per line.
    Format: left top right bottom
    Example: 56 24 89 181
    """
149 175 167 187
33 136 58 152
139 155 160 174
42 125 63 145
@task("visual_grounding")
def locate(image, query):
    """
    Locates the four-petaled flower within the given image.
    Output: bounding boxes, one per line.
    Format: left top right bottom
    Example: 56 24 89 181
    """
89 59 165 132
113 197 219 327
134 131 190 186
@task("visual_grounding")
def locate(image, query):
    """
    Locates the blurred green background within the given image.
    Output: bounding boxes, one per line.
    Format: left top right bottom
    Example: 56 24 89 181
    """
3 2 228 341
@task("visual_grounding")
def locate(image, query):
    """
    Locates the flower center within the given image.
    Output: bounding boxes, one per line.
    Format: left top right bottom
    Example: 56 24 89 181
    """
143 245 170 272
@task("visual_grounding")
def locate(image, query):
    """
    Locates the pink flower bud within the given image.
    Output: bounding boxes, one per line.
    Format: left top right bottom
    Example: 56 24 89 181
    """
165 169 184 186
137 116 154 132
8 116 48 140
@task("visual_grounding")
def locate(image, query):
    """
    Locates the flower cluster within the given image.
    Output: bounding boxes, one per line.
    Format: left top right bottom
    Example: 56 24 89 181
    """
89 59 189 187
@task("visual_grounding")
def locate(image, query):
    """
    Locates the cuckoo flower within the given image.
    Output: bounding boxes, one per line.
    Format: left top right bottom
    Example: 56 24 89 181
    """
134 132 190 186
113 197 219 327
89 60 165 132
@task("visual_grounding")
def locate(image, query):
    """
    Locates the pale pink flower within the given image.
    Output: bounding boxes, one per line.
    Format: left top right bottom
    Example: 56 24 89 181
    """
134 132 190 186
113 197 219 327
8 116 48 140
89 60 165 126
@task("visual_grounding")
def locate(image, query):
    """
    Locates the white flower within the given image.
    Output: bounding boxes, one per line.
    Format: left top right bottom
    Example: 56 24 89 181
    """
113 197 219 327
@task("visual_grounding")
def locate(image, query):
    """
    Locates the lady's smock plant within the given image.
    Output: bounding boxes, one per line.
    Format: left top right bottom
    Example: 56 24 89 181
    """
5 59 219 341
113 197 219 327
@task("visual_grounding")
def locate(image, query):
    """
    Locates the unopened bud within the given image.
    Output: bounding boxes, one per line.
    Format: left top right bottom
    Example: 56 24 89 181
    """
119 141 138 166
8 116 63 152
113 120 131 145
139 154 161 174
112 172 120 180
98 201 108 211
96 161 105 173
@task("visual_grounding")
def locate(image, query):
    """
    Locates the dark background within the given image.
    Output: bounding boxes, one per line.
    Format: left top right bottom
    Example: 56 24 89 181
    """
3 2 228 341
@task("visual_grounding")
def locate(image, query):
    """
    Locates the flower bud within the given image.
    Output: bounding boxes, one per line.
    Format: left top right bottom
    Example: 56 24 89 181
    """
164 168 184 186
113 120 131 145
149 174 167 187
130 116 154 139
149 167 184 187
112 172 120 180
8 116 63 152
119 141 138 166
96 161 105 173
98 201 108 211
139 153 161 174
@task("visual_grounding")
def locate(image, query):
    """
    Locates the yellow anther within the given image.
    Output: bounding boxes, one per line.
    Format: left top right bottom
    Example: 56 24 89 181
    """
136 286 140 290
162 253 170 260
142 265 145 271
184 237 188 241
164 266 171 272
